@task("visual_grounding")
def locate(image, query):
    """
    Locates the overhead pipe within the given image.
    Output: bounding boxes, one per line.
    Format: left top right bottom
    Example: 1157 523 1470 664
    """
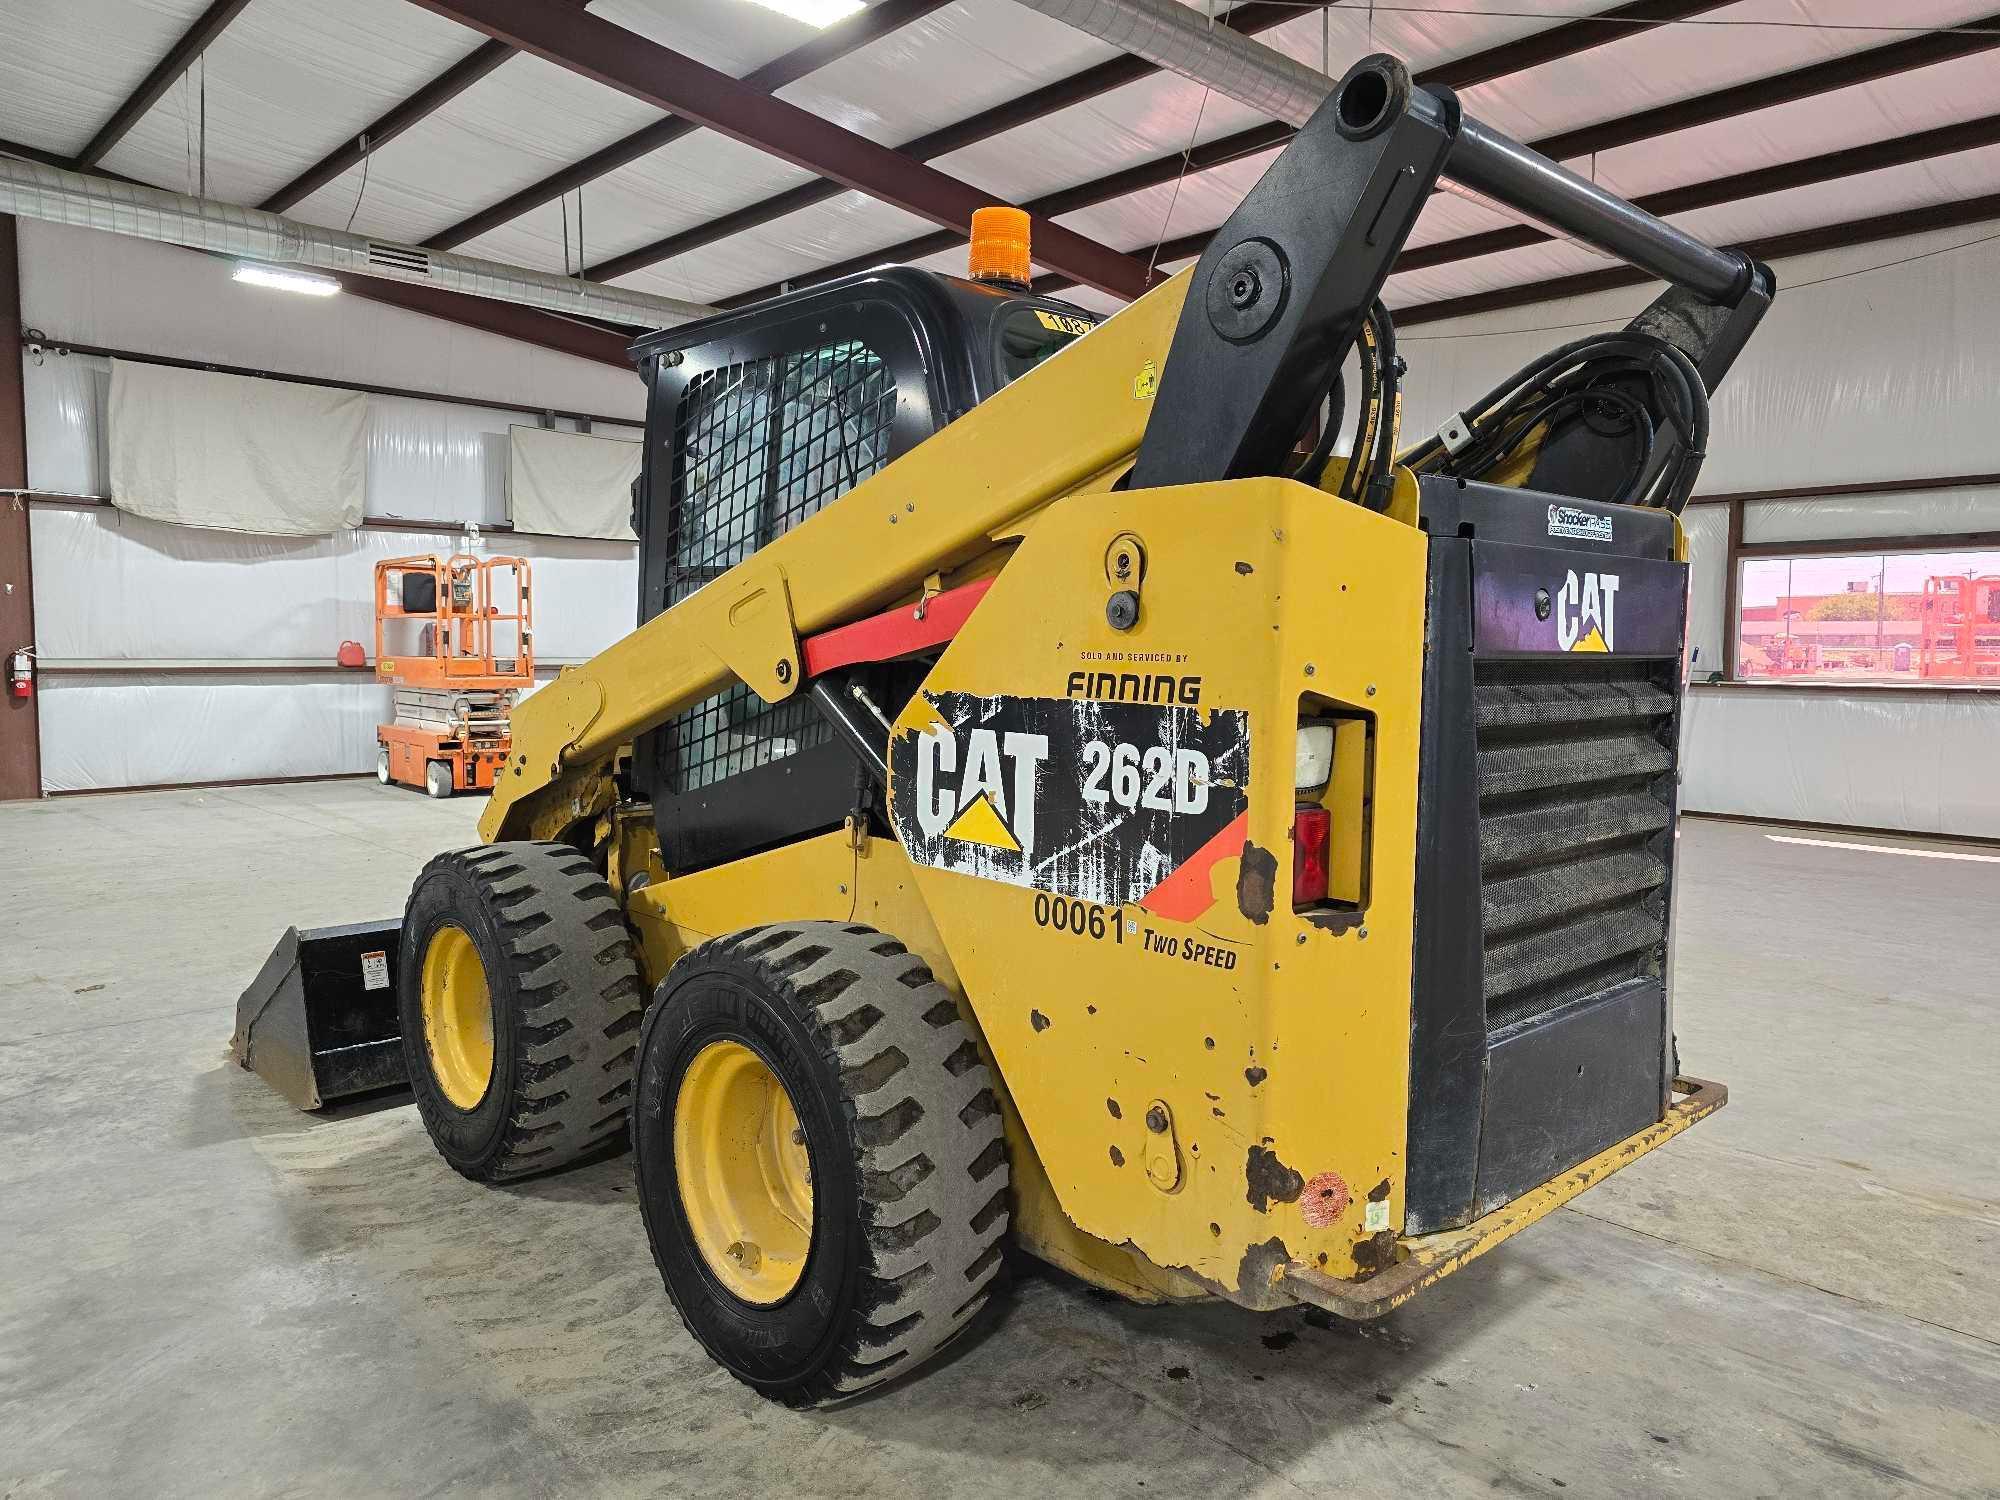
1010 0 1750 304
1013 0 1333 126
0 155 716 331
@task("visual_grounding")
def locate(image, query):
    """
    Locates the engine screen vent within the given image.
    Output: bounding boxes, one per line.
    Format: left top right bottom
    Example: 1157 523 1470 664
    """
1473 658 1678 1034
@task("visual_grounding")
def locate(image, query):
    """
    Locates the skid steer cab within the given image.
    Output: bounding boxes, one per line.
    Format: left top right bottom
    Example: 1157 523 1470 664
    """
240 57 1768 1404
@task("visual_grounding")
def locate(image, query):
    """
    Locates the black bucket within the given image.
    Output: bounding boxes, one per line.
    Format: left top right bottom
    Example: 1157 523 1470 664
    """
231 920 409 1110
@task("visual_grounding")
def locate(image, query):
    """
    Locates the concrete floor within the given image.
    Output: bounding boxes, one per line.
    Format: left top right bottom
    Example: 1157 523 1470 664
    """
3 782 1997 1498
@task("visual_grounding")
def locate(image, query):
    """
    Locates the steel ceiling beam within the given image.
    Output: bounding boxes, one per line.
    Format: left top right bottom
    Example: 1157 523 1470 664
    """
1393 111 2000 275
1030 7 2000 295
74 0 253 169
260 0 598 216
715 122 1294 306
580 0 1327 284
0 142 635 367
1532 12 2000 164
0 137 68 171
1088 107 2000 293
716 0 1732 307
334 274 632 363
424 0 950 251
260 40 516 214
1394 190 2000 327
402 0 1156 299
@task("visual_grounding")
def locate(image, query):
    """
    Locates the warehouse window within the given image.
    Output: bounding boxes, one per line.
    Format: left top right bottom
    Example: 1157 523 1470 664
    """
1734 549 2000 684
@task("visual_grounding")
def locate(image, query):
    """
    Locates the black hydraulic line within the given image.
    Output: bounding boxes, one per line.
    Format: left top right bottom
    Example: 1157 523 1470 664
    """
1131 56 1765 493
1443 113 1751 307
1406 329 1712 509
1364 304 1401 513
1339 317 1381 504
1290 372 1346 484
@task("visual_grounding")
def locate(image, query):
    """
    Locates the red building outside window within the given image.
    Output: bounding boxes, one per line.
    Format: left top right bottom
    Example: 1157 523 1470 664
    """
1735 550 2000 683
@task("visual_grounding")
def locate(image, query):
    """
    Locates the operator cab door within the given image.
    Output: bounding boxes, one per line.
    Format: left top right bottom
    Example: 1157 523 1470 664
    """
627 269 1097 875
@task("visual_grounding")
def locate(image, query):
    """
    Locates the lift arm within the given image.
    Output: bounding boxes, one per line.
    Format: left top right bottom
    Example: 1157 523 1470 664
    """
477 278 1195 843
481 54 1767 845
1130 55 1770 489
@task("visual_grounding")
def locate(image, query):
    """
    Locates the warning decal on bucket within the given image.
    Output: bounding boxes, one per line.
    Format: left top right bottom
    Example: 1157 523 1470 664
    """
889 690 1250 912
360 951 391 991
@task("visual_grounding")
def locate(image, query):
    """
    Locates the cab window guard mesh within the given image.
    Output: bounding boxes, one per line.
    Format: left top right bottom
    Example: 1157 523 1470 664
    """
664 340 897 794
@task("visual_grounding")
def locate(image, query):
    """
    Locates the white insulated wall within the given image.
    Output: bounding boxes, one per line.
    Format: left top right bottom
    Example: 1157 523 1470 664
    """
16 221 647 792
1400 225 2000 838
19 219 2000 830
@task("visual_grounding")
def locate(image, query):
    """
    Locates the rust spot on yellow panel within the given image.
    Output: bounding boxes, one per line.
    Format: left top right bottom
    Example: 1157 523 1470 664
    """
1245 1144 1305 1213
1236 840 1277 923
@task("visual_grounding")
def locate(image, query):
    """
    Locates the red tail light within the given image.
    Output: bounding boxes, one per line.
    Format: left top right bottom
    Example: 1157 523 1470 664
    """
1292 805 1331 906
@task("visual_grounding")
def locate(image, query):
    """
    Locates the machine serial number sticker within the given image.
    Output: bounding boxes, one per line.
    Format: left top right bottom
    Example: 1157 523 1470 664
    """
889 691 1249 916
1033 308 1095 337
359 951 391 991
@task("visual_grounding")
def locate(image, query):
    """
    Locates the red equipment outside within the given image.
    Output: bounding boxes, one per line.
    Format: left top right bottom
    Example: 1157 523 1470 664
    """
374 554 532 797
1918 574 2000 680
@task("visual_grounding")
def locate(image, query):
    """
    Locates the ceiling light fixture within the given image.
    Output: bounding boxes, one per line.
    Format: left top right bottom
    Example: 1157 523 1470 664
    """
232 263 341 297
737 0 865 28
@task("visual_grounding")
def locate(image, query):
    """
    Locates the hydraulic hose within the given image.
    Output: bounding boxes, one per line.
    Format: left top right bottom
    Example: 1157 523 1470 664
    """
1405 330 1710 511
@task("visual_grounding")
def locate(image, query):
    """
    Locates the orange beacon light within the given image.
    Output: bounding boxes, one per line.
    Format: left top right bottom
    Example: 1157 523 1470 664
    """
968 206 1032 288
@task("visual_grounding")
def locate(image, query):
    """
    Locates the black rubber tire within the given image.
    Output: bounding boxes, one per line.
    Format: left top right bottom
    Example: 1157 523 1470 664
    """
633 922 1010 1406
398 841 646 1182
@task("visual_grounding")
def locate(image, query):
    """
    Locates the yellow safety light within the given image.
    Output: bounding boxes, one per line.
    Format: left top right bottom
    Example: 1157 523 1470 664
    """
968 206 1032 287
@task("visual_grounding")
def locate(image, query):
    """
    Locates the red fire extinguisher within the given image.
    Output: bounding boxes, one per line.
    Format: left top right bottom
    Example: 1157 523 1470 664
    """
9 648 32 700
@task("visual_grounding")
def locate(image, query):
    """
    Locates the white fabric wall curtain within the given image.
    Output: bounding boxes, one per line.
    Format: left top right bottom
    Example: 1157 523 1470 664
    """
108 359 367 534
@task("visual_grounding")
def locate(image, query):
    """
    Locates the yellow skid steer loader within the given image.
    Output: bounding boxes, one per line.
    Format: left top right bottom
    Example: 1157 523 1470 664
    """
236 56 1769 1404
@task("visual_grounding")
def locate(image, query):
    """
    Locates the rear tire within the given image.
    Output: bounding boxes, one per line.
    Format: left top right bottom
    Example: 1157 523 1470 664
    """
425 760 454 799
633 922 1009 1405
399 841 645 1182
377 747 391 785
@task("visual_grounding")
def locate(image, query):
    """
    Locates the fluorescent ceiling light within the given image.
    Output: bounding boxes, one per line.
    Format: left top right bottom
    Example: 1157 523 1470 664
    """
232 263 341 297
737 0 865 27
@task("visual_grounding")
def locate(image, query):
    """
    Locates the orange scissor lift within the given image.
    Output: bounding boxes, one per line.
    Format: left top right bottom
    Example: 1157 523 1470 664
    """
375 554 533 797
1919 573 2000 680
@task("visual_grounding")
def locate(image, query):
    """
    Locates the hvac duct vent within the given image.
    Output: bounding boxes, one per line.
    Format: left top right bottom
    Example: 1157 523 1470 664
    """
367 242 434 277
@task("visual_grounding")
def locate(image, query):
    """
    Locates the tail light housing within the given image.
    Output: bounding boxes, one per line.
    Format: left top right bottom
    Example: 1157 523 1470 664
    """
1292 805 1331 906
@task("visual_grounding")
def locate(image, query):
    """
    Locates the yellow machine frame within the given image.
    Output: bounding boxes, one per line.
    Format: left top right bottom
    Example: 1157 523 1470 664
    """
478 268 1721 1313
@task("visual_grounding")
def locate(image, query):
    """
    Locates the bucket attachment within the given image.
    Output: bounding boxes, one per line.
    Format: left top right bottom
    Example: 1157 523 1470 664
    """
231 920 409 1110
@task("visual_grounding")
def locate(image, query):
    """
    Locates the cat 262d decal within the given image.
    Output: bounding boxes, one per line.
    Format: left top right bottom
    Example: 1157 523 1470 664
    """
888 690 1250 918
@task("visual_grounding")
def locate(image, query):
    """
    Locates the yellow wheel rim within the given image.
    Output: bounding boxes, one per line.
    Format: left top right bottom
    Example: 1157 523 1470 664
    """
420 924 494 1110
674 1041 814 1304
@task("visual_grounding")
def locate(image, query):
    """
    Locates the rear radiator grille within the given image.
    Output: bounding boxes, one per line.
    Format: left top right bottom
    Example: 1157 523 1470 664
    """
1474 659 1678 1034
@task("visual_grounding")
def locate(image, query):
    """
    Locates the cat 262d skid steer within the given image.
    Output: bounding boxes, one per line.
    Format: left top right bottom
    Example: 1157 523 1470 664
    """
250 55 1775 1403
